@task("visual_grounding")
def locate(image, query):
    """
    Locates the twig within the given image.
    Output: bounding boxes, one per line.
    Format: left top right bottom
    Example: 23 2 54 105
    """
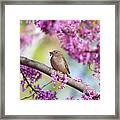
21 93 35 100
20 72 39 100
21 71 39 93
41 81 52 89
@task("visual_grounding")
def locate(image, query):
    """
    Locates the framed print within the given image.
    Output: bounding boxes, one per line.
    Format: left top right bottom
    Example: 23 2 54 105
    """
0 0 119 119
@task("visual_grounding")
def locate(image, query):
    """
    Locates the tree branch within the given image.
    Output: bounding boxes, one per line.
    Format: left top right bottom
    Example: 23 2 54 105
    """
20 56 88 94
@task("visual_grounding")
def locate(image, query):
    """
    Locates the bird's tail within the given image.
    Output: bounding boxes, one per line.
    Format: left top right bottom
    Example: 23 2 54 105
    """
67 73 71 78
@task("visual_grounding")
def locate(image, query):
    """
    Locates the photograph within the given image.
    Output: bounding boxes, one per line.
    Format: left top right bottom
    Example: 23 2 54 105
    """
20 20 100 100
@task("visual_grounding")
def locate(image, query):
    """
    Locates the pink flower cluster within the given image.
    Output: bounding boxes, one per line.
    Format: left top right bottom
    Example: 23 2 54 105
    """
79 20 100 42
33 84 57 100
54 20 100 65
33 20 100 76
20 64 42 92
54 20 100 78
51 71 68 89
81 85 100 100
34 20 55 35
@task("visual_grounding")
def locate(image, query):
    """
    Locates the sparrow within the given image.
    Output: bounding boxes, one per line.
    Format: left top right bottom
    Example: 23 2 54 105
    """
49 50 71 77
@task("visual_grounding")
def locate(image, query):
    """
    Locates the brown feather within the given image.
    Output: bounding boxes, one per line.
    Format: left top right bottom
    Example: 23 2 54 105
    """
50 50 70 76
62 56 70 74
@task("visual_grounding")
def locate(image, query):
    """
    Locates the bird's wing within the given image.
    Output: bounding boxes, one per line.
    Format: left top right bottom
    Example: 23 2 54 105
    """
63 56 70 74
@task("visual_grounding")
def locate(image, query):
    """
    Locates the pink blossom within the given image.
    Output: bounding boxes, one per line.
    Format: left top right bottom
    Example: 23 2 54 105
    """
51 71 68 90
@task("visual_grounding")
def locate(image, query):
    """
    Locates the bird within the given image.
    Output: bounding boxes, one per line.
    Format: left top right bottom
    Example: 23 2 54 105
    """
49 50 71 77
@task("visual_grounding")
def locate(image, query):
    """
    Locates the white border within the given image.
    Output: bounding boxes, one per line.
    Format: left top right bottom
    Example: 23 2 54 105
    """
5 5 115 115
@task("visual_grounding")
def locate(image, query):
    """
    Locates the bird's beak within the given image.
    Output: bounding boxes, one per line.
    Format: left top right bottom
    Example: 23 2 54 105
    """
49 52 53 56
